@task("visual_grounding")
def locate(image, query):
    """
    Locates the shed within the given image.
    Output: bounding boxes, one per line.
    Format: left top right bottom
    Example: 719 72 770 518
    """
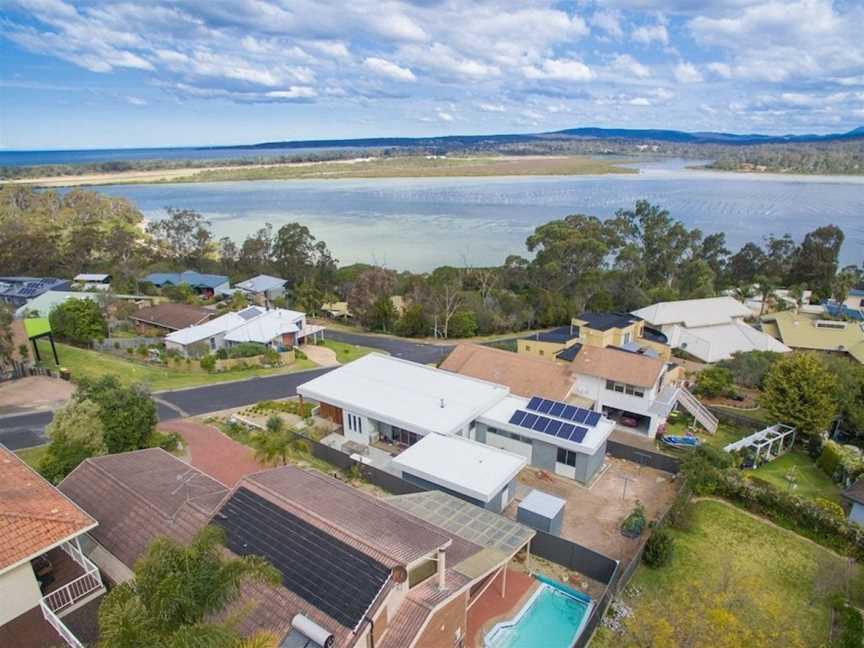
517 489 566 536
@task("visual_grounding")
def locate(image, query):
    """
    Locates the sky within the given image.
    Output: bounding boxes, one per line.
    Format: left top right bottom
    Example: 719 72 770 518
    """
1 0 863 150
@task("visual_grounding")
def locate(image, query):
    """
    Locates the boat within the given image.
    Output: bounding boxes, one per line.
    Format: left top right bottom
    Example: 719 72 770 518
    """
660 435 701 449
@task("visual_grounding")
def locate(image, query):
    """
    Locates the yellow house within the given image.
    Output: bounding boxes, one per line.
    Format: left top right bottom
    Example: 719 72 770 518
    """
518 312 671 362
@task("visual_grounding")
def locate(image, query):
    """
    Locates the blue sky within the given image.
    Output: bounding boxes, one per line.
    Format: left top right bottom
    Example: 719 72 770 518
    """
1 0 863 149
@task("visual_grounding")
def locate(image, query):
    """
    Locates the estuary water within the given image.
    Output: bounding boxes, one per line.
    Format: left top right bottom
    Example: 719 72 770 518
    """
92 159 864 271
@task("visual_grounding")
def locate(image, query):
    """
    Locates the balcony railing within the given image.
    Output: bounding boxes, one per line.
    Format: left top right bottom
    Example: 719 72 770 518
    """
39 538 105 648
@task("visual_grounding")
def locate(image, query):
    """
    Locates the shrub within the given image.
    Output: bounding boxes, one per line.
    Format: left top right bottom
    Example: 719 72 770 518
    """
113 342 120 350
666 487 694 532
696 444 735 469
148 429 181 453
295 349 307 360
814 498 845 520
717 350 783 389
819 440 864 483
832 597 864 648
262 348 280 365
227 342 268 359
620 503 647 538
643 526 675 568
215 348 228 360
200 354 216 372
49 299 107 344
693 366 735 398
137 344 148 357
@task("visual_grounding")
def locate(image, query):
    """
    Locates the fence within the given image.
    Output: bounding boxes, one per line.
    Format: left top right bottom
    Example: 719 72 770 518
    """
92 336 163 352
0 362 58 382
530 531 619 584
606 439 680 474
708 406 766 431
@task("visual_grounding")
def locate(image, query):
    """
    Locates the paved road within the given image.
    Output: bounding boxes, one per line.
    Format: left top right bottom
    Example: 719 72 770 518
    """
326 330 453 364
0 332 449 451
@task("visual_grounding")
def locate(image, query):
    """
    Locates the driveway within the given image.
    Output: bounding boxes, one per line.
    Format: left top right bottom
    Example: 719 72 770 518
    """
0 376 75 415
303 344 340 367
159 419 266 486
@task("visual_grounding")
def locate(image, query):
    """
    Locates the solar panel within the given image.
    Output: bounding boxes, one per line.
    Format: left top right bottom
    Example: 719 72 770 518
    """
557 423 575 439
522 413 538 428
526 396 543 411
532 416 550 432
569 426 588 443
215 488 390 630
509 410 526 426
586 411 601 427
561 405 577 420
572 408 589 423
537 399 553 414
549 402 565 417
545 420 562 436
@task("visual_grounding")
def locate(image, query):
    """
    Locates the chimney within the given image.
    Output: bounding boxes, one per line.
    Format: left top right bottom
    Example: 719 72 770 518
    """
437 547 447 590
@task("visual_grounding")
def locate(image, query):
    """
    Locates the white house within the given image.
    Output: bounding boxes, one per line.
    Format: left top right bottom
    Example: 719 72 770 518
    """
392 433 526 513
235 274 288 302
165 306 324 357
632 296 790 363
72 273 111 291
298 353 614 484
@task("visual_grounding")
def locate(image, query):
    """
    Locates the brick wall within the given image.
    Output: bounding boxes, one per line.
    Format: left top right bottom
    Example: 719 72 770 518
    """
414 591 468 648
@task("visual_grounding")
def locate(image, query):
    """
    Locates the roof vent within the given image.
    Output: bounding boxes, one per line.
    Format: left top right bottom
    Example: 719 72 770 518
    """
440 398 446 408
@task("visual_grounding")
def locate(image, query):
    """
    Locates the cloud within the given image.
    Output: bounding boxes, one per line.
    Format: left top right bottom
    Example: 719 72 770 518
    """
674 61 703 83
628 97 651 106
707 62 732 79
522 58 593 81
436 109 454 122
591 10 623 39
125 95 147 105
610 53 651 78
477 102 506 112
363 57 416 81
632 22 668 45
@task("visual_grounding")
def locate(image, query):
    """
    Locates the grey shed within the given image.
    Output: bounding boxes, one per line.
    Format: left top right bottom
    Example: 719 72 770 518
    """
517 489 566 536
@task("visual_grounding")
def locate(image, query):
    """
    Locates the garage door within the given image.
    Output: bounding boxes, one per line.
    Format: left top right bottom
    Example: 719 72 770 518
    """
486 431 533 462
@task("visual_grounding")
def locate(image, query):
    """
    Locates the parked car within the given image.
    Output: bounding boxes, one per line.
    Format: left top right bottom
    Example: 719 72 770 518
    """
620 415 640 428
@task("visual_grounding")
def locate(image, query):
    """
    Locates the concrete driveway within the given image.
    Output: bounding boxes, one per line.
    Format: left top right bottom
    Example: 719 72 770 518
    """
303 344 340 367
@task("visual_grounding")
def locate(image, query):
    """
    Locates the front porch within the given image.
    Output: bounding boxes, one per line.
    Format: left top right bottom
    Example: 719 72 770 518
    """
1 539 106 648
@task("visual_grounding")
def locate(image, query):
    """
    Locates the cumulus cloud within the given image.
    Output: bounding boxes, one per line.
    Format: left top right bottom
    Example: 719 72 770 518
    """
363 57 416 81
632 22 668 45
610 53 651 78
674 61 703 83
522 59 593 81
591 10 623 39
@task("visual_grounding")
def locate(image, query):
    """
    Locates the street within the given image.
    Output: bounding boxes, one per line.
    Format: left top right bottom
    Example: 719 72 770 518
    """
0 331 450 451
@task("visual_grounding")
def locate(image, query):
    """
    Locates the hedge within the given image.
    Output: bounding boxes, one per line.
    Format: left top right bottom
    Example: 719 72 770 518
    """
683 449 864 560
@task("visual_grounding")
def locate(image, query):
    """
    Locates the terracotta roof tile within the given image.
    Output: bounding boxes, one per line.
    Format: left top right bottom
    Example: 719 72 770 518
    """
0 445 96 573
440 343 574 400
569 345 665 388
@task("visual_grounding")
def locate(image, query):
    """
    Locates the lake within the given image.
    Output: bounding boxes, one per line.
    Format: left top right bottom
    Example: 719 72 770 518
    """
93 159 864 271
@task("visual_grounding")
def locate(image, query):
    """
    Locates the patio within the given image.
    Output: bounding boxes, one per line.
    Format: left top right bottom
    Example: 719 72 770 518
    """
465 568 536 648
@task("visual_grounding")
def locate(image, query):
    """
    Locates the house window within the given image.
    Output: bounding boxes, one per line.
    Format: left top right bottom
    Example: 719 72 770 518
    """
346 414 363 434
209 337 216 350
606 379 644 398
556 448 578 467
392 427 420 446
623 332 631 344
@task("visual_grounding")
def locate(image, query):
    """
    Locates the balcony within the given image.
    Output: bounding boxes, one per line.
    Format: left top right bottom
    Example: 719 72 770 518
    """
39 539 105 648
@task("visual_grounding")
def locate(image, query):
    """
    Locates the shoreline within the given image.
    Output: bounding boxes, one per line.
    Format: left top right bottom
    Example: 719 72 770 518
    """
4 155 636 188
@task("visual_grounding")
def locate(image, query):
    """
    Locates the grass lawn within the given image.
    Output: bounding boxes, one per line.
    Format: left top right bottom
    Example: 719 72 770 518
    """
37 340 318 391
661 415 750 453
751 450 842 503
593 499 864 647
15 444 49 469
319 339 381 363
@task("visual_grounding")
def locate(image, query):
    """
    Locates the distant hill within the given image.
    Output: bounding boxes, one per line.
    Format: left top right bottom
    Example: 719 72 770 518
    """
215 126 864 152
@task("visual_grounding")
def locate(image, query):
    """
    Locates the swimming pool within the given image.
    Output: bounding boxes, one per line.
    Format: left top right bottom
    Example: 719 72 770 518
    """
484 575 593 648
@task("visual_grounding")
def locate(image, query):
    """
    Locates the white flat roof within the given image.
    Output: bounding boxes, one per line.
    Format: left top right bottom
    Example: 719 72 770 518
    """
478 394 613 455
297 353 510 436
519 489 565 518
393 433 526 502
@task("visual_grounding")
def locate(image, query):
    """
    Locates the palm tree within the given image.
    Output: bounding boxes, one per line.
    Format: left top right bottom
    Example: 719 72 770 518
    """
250 415 293 466
98 526 281 648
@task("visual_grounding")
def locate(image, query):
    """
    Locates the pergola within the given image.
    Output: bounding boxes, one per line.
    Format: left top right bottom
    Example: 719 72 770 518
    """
723 424 796 466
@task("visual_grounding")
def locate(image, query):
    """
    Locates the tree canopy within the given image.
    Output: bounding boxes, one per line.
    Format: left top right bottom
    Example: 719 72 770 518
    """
761 353 838 436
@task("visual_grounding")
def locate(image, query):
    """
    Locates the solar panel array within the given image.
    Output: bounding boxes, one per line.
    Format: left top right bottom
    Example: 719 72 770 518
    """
508 409 589 443
526 396 602 427
215 487 391 630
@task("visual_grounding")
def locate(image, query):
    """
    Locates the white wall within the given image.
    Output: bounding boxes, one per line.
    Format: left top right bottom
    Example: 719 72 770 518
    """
0 562 42 625
485 430 533 462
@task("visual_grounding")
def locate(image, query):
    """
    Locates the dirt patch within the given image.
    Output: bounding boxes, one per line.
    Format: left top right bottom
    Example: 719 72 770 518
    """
302 344 340 367
0 376 75 413
505 457 678 563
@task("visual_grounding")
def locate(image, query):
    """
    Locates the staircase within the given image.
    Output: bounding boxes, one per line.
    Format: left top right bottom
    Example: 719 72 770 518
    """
675 387 719 434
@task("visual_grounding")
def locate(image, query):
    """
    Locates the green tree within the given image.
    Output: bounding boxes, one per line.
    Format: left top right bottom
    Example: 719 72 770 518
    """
790 225 845 295
446 309 478 338
292 279 323 316
0 304 13 366
228 291 248 311
395 303 430 337
677 258 715 299
40 399 106 483
250 416 294 466
147 208 215 269
762 353 838 436
97 526 280 648
822 356 864 439
717 351 782 389
271 223 336 289
49 298 107 344
693 366 735 398
75 376 158 453
365 295 398 332
726 242 766 286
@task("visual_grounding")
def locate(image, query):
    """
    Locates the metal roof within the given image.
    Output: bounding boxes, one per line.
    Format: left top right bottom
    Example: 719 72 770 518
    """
518 489 565 519
144 271 229 289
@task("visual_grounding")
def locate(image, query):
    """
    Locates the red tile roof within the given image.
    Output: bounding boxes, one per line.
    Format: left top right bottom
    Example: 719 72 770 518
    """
0 445 96 573
570 344 665 388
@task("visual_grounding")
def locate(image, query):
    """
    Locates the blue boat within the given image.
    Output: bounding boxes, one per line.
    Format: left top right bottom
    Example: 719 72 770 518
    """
661 435 701 449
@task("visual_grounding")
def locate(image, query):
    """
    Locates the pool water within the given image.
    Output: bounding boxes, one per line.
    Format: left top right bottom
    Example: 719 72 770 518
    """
485 577 593 648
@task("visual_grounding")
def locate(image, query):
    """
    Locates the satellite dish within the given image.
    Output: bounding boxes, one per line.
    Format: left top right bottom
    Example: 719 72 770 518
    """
392 566 408 583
